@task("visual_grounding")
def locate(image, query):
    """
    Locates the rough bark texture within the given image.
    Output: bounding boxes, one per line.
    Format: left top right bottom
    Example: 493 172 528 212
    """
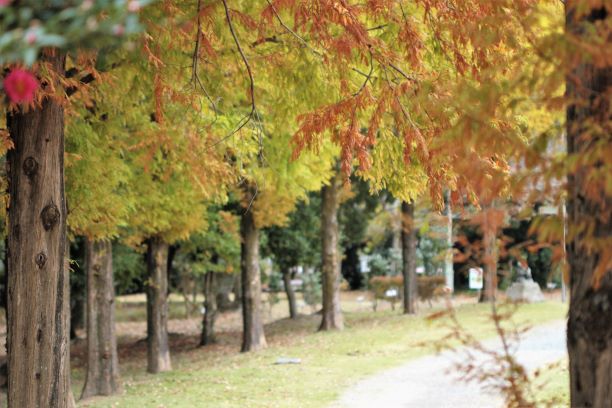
282 269 298 319
566 3 612 407
200 271 217 346
145 237 171 373
240 208 267 352
319 177 344 331
401 201 418 314
81 239 121 399
6 50 76 407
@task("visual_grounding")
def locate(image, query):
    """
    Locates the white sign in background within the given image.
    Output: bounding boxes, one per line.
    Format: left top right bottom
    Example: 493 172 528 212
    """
469 267 484 290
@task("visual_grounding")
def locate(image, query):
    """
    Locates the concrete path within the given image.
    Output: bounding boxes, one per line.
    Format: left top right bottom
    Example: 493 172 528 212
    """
334 320 567 408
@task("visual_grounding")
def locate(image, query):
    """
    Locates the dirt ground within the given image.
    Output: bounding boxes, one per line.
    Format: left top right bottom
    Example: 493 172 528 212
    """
0 289 563 374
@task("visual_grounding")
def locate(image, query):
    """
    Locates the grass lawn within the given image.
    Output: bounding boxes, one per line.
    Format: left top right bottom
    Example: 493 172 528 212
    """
75 300 567 408
534 358 570 407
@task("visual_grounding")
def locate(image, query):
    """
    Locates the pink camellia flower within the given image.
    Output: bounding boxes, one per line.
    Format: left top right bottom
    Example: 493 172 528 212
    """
3 69 39 104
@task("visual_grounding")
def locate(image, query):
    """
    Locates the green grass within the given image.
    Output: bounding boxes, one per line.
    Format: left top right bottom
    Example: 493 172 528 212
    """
115 294 201 322
76 301 567 408
534 358 570 407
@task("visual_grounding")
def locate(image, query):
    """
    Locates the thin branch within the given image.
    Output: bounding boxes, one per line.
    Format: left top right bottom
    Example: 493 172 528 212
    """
389 62 417 82
222 0 256 119
191 0 218 116
353 50 374 96
367 24 388 31
265 0 323 57
205 0 264 155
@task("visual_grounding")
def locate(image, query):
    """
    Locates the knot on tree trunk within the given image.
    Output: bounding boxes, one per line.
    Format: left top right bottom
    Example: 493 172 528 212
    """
41 204 60 231
22 157 38 177
35 252 47 269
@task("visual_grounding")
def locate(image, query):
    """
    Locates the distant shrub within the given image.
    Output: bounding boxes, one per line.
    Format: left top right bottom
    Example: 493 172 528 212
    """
370 276 403 311
268 270 283 292
369 275 447 310
302 272 322 312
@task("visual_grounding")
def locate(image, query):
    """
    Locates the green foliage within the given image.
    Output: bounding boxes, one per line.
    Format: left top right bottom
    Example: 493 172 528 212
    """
358 129 428 204
262 194 321 273
65 94 134 240
174 207 240 278
267 270 283 293
113 242 146 295
301 271 322 309
367 251 401 279
338 178 383 249
0 0 150 65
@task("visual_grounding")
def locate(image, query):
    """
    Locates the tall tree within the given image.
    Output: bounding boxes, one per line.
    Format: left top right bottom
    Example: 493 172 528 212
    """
565 2 611 406
145 236 171 372
6 49 74 408
319 172 344 330
338 177 383 290
126 135 226 372
81 239 121 398
65 69 135 398
401 201 418 314
239 186 267 351
1 3 144 404
360 129 428 314
263 195 321 319
171 206 240 346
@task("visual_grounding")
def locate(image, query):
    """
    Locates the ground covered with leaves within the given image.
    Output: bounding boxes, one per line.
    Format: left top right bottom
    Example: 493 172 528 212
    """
69 296 567 408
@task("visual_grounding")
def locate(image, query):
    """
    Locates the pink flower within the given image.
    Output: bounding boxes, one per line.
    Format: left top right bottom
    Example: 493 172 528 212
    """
3 69 39 104
0 0 12 6
127 0 140 12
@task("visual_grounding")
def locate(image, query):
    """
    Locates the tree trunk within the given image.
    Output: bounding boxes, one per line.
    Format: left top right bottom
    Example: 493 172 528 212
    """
479 220 498 303
6 49 76 407
401 201 418 314
566 4 612 407
81 239 121 399
3 237 8 327
319 176 343 331
240 206 267 352
444 191 454 293
70 239 86 340
145 237 171 373
200 271 217 346
282 269 298 319
232 272 242 308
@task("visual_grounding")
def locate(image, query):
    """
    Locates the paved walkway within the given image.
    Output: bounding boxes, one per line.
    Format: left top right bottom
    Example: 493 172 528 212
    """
334 320 567 408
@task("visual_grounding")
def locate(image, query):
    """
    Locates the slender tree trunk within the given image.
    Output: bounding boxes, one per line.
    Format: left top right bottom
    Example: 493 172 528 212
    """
6 49 75 407
145 237 171 373
3 237 8 327
240 206 267 352
282 269 298 319
479 220 498 303
444 191 454 293
401 201 418 314
232 272 242 308
566 4 612 407
319 176 343 331
81 239 121 399
70 239 86 340
200 271 217 346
